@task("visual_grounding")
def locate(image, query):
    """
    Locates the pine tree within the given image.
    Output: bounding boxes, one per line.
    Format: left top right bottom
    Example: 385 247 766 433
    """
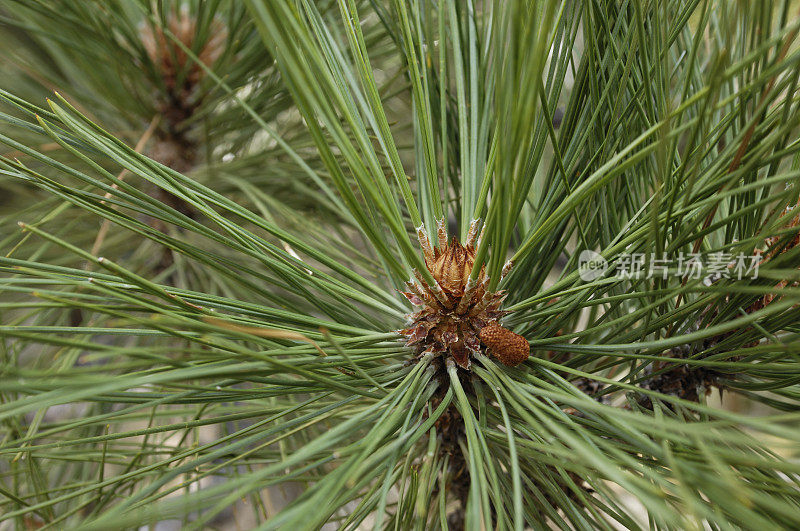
1 1 800 529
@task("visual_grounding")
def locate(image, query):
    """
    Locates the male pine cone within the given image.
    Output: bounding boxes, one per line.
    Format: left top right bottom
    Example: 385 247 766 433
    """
479 322 530 366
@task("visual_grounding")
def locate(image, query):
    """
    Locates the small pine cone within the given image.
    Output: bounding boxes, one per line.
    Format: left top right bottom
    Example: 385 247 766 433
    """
479 323 529 366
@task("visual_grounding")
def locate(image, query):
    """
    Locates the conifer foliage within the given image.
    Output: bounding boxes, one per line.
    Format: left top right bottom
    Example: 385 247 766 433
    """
1 1 800 529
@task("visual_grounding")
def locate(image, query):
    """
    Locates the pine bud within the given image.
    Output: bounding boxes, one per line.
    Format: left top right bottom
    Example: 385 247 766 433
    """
479 323 529 366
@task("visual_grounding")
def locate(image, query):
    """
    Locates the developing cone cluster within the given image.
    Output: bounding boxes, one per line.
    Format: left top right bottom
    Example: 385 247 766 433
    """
399 220 529 369
139 10 227 101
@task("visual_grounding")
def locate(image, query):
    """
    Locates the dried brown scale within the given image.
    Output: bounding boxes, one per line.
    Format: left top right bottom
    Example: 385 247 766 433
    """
399 222 529 370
